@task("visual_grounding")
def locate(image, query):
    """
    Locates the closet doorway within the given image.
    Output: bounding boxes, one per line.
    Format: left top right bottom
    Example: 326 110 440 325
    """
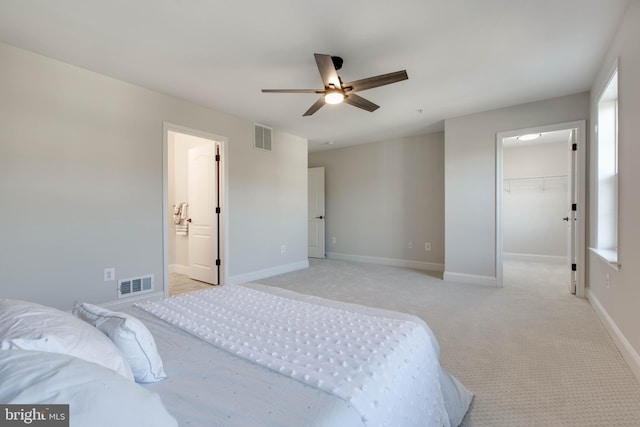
163 123 228 297
496 121 586 297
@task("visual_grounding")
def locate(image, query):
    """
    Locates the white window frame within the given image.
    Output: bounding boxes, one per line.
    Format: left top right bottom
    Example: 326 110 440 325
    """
591 62 620 270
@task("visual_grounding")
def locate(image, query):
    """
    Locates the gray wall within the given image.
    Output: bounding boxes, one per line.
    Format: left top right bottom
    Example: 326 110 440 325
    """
443 92 589 283
0 42 308 309
503 142 569 259
309 133 444 270
587 1 640 379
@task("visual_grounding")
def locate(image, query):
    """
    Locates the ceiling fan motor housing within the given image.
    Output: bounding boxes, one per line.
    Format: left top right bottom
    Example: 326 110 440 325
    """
331 56 343 70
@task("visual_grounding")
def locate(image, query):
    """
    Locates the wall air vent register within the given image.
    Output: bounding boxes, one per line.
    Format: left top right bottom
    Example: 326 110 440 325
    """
254 124 272 151
118 275 153 298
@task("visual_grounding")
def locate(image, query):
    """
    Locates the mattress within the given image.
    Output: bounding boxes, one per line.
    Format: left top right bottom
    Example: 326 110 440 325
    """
129 283 472 427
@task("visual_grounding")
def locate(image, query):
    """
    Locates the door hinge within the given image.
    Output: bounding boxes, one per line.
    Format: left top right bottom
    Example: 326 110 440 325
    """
572 143 578 151
215 207 221 214
572 203 577 211
571 263 577 271
215 259 221 266
215 154 220 162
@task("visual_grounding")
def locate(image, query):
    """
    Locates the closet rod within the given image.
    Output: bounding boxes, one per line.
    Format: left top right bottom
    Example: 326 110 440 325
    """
504 174 568 182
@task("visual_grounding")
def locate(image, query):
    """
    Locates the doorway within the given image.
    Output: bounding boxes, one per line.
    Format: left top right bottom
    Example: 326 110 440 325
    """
496 121 586 297
163 123 228 297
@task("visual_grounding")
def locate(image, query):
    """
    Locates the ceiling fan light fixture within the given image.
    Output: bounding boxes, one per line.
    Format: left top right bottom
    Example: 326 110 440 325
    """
517 133 542 141
324 91 344 104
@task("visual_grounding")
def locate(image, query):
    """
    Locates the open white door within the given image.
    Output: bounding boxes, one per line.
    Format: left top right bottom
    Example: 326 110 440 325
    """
308 167 325 259
187 143 218 284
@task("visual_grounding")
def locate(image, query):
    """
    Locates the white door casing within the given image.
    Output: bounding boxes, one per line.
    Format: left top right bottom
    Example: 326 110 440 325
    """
188 143 218 284
308 167 325 259
568 129 578 294
163 123 228 298
496 120 586 297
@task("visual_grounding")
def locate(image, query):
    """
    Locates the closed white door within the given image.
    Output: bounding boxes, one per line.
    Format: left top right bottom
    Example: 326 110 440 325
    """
188 143 218 284
308 167 325 259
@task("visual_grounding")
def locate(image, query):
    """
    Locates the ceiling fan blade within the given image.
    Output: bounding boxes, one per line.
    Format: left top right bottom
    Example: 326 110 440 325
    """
303 96 326 116
344 70 408 92
262 89 324 93
314 53 341 89
344 93 379 112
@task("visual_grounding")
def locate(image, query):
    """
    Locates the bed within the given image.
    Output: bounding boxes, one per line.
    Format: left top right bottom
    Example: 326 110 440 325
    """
0 283 472 427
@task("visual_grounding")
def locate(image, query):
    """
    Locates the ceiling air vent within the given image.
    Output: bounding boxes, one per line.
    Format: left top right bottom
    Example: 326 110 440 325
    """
254 124 272 151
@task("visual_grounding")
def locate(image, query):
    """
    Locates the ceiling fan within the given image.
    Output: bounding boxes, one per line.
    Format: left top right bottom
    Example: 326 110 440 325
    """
261 53 408 116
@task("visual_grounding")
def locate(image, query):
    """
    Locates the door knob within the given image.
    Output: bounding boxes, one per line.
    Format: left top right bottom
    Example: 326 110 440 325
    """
562 217 570 222
315 216 324 219
187 218 192 223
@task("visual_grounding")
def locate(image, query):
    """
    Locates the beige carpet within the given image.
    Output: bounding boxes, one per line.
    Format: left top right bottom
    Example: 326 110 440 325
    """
252 258 640 426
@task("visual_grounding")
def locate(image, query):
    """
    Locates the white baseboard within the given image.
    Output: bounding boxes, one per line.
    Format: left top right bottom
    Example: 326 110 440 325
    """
228 260 309 285
327 252 444 272
169 264 189 275
443 271 497 287
503 252 568 264
100 290 165 310
588 290 640 384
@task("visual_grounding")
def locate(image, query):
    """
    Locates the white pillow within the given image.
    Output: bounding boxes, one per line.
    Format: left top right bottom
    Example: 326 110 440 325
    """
0 349 177 427
73 302 167 383
0 299 133 380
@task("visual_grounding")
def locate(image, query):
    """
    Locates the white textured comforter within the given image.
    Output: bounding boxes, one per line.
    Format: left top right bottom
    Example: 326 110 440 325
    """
137 285 450 427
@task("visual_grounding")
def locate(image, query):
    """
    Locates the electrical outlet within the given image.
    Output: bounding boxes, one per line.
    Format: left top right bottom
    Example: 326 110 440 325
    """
332 236 337 245
408 242 413 249
104 268 115 282
425 242 431 251
281 244 286 254
605 273 610 288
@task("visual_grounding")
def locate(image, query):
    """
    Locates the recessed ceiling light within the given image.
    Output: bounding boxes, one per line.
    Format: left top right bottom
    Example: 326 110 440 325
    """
517 133 542 141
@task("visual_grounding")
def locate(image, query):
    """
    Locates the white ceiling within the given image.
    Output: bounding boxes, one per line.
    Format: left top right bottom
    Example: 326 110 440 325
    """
0 1 629 152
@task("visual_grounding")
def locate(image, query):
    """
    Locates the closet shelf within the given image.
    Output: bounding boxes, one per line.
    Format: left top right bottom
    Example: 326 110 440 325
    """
504 174 568 192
